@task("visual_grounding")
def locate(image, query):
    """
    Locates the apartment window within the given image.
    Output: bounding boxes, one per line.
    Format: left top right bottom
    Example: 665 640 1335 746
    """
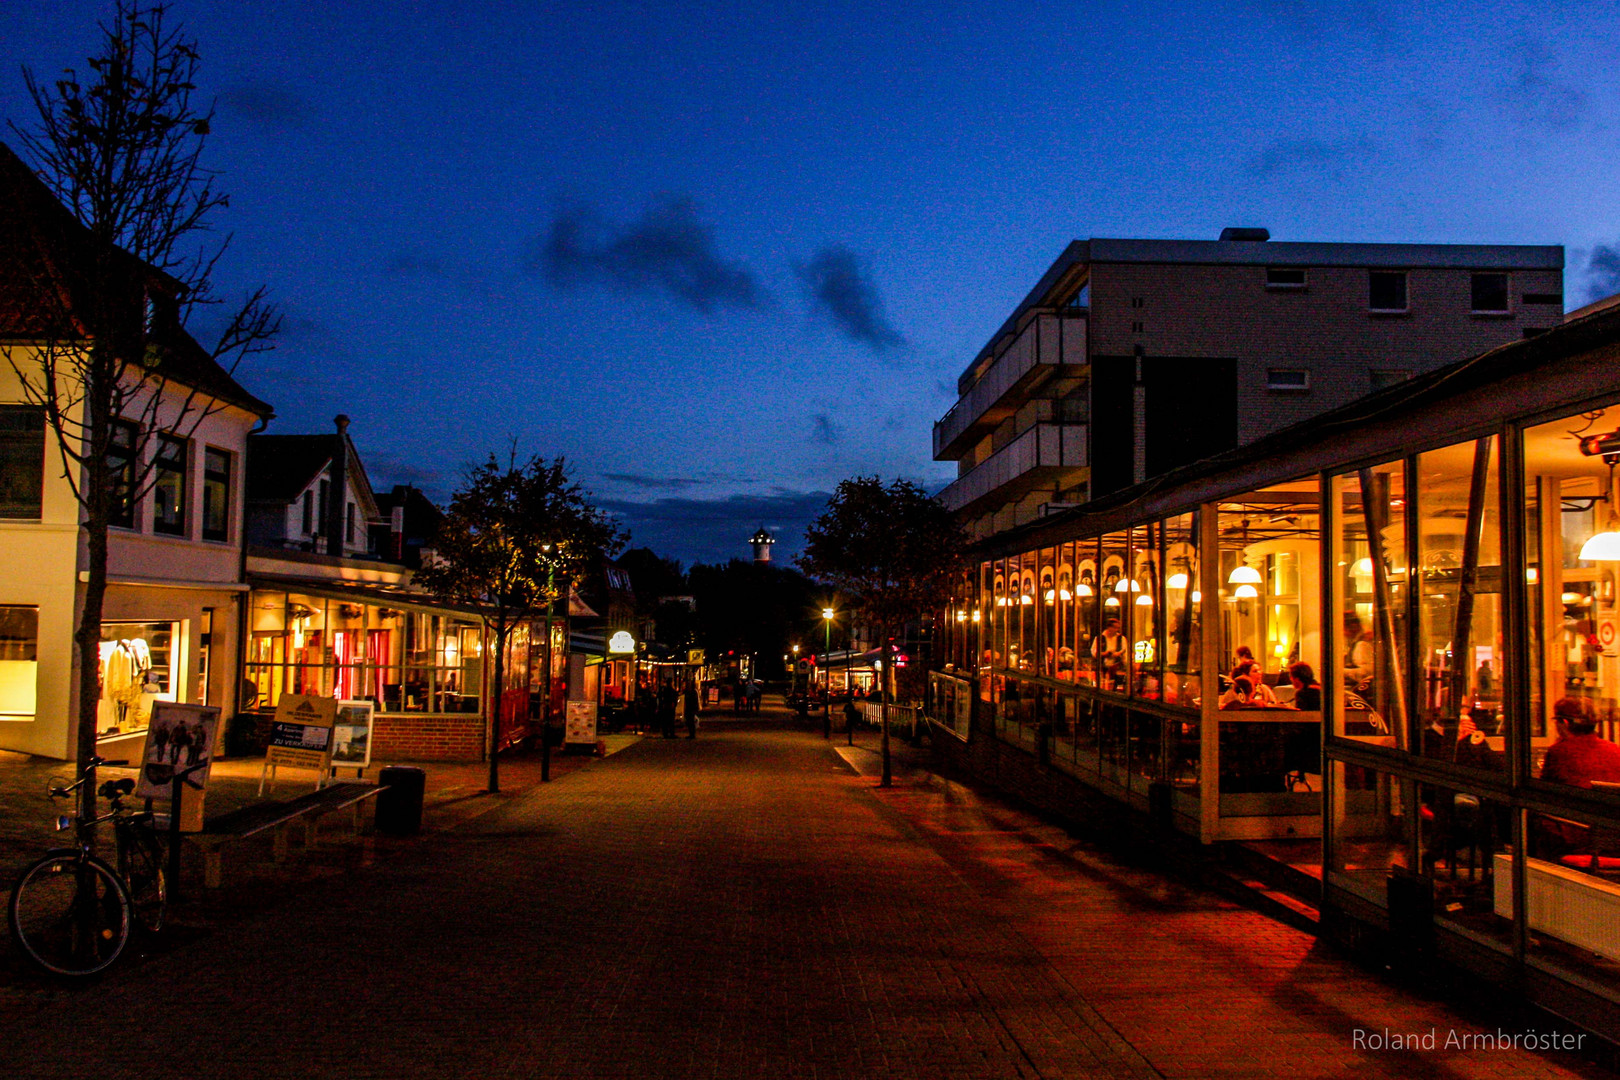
1471 272 1510 314
1266 368 1310 392
0 406 46 519
107 421 137 529
152 434 187 536
301 489 314 536
1064 283 1090 309
318 479 330 536
1369 271 1408 312
345 502 356 544
202 447 231 542
1266 267 1307 289
1369 368 1411 391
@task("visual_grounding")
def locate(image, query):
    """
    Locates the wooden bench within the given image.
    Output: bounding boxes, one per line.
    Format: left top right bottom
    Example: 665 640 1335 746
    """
192 782 384 889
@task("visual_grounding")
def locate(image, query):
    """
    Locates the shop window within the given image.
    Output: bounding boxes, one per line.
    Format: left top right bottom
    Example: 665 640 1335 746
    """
1470 272 1510 314
1096 531 1132 694
1521 408 1620 797
1420 781 1512 952
1524 801 1620 999
1130 523 1163 698
1072 540 1100 686
98 621 178 737
1369 271 1408 312
1218 480 1321 713
1163 512 1201 708
0 405 46 519
107 421 137 529
1414 436 1507 771
1332 462 1409 744
202 447 230 542
0 606 39 717
152 434 187 536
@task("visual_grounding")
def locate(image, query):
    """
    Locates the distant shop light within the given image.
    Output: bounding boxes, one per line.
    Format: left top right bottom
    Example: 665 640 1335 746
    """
608 630 637 654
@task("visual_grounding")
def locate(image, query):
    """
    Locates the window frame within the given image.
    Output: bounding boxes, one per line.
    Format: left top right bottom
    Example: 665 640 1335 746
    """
1368 270 1409 313
151 433 188 537
1266 368 1311 392
201 445 231 543
1470 271 1511 315
1265 267 1308 290
106 420 139 530
0 404 47 520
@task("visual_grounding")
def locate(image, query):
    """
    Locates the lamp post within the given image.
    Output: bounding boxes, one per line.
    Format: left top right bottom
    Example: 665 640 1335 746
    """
822 607 834 738
541 544 556 783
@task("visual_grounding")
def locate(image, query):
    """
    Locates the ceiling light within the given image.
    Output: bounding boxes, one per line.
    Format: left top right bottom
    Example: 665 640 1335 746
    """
1579 531 1620 561
1228 564 1262 585
1234 583 1260 599
1166 572 1189 589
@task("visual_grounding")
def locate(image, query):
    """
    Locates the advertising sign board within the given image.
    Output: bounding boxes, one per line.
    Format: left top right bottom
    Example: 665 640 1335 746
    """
565 700 598 745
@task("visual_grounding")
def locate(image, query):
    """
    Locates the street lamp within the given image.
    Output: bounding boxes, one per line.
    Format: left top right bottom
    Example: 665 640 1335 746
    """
821 607 835 737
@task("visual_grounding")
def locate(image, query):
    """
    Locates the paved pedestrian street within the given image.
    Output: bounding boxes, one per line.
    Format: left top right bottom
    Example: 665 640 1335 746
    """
1 720 1613 1079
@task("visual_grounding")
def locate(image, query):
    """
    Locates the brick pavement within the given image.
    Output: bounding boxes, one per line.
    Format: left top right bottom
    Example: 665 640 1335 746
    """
0 717 1613 1079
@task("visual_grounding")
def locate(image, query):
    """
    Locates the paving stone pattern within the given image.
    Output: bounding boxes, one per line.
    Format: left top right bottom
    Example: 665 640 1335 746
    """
0 721 1611 1079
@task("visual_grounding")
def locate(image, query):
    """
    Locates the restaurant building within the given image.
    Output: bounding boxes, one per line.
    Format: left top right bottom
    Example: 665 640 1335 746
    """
239 421 566 760
929 303 1620 1041
935 230 1565 540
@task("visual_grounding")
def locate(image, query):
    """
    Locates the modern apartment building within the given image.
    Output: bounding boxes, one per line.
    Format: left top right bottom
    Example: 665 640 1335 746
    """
935 229 1565 539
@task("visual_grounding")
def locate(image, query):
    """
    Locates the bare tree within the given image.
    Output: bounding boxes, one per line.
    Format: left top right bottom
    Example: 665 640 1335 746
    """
1 2 277 817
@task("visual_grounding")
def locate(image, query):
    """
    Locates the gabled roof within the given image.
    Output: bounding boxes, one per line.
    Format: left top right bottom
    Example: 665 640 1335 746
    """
0 140 273 418
245 431 381 519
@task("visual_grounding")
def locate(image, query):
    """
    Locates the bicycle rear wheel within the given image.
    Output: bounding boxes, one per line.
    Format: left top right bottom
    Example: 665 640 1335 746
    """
9 854 132 977
121 824 167 933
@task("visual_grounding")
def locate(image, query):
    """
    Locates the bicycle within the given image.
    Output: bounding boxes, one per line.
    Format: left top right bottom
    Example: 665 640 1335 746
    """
8 756 168 977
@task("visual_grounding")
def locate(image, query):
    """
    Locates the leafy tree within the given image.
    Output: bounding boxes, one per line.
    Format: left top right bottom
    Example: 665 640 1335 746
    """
415 454 622 792
2 3 277 812
799 477 965 785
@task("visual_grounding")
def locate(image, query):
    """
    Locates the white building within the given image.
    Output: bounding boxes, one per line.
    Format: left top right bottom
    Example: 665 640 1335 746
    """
0 142 274 759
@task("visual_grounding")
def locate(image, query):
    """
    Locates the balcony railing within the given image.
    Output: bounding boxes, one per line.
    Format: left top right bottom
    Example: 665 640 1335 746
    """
933 311 1087 460
938 422 1088 514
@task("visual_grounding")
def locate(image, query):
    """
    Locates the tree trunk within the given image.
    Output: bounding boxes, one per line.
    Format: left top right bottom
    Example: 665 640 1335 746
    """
488 620 506 794
74 352 113 826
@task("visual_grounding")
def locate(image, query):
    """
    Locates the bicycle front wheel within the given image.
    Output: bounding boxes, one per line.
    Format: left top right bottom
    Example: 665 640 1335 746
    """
9 854 132 977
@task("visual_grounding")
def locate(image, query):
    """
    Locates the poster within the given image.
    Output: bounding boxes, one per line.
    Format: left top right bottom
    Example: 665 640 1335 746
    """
331 699 375 769
265 693 337 772
565 700 598 745
136 702 220 800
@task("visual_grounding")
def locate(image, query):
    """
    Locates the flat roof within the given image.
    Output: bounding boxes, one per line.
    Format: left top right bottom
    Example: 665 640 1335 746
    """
957 236 1564 385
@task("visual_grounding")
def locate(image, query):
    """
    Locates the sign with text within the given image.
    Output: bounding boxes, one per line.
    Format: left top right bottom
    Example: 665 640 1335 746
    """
565 700 598 745
266 694 337 771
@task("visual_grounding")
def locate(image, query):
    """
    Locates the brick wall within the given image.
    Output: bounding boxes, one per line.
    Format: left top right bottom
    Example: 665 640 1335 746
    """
372 715 485 762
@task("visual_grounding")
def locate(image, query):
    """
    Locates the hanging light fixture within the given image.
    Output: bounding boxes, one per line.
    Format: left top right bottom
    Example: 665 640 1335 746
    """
1114 577 1141 593
1233 583 1260 599
1228 563 1262 585
1166 572 1189 590
1134 592 1153 606
1579 437 1620 559
1076 582 1094 597
1351 557 1374 576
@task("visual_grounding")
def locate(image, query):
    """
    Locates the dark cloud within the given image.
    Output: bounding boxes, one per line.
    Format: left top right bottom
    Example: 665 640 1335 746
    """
810 414 841 446
601 473 704 491
794 244 904 350
1499 40 1588 131
1244 136 1371 178
597 489 832 567
1588 245 1620 304
384 251 448 277
217 84 314 128
528 197 764 312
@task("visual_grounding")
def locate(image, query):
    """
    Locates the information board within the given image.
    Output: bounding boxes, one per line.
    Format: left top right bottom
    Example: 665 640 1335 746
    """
261 694 338 793
331 700 375 770
565 700 598 745
135 702 220 801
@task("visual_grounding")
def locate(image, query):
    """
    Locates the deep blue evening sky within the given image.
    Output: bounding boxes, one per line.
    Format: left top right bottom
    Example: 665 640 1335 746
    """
5 2 1618 566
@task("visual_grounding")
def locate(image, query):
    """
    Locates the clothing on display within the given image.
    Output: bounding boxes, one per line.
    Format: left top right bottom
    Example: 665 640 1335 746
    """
100 637 156 733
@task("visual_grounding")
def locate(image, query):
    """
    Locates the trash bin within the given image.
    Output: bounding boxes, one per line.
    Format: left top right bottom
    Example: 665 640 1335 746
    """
376 766 425 836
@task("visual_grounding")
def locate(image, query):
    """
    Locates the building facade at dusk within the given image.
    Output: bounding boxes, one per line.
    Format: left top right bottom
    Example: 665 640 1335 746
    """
935 231 1565 540
929 304 1620 1040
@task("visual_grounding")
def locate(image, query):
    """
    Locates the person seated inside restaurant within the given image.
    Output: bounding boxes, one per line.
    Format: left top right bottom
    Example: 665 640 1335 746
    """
1541 697 1620 789
1220 676 1258 710
1231 660 1277 706
1423 709 1504 772
1286 662 1322 711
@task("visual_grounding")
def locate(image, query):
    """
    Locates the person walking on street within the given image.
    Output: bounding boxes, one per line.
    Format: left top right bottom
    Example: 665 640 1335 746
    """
683 680 700 738
658 683 677 739
843 697 858 746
